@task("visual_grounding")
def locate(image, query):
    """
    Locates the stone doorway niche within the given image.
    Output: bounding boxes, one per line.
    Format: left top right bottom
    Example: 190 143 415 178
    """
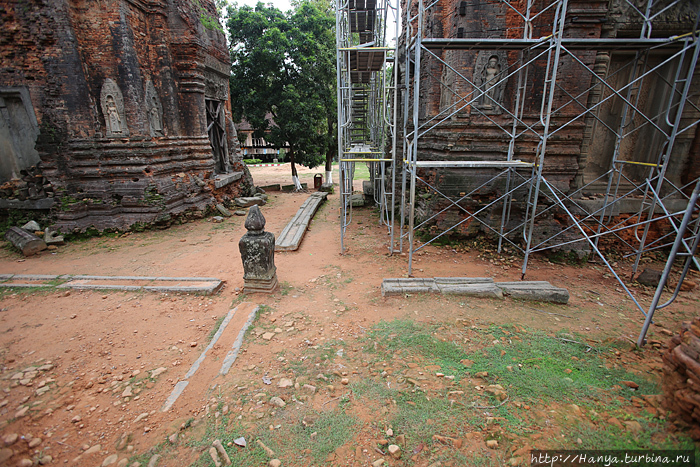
205 98 229 174
0 87 40 183
582 51 690 192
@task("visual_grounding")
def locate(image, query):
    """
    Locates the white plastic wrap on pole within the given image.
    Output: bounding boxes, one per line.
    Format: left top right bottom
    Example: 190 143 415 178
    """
293 175 302 190
325 170 333 185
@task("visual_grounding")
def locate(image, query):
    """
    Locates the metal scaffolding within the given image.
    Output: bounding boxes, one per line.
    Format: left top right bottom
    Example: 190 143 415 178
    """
336 0 400 252
395 0 700 346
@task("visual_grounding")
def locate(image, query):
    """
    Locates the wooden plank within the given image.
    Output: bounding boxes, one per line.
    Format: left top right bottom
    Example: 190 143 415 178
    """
275 192 329 251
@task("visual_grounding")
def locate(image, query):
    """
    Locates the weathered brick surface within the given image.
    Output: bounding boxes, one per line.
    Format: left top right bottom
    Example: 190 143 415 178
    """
398 0 700 243
0 0 249 232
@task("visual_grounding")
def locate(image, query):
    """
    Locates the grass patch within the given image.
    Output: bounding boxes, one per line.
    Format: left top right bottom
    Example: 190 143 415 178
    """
189 409 356 467
565 412 696 453
467 326 659 405
366 319 469 378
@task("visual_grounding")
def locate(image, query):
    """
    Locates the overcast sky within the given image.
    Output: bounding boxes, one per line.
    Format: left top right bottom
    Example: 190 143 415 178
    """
227 0 294 13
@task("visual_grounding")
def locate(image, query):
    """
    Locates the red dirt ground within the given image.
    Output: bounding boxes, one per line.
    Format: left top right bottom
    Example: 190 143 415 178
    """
0 163 697 466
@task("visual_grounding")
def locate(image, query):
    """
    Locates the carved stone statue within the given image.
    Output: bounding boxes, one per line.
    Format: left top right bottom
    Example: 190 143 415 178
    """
474 51 507 114
239 205 278 293
100 79 128 137
145 80 164 137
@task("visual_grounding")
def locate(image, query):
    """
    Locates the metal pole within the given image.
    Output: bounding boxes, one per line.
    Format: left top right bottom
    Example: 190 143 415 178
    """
522 0 568 280
407 0 423 276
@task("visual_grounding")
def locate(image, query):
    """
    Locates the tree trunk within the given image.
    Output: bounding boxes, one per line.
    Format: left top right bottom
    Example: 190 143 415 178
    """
289 146 302 190
325 119 335 185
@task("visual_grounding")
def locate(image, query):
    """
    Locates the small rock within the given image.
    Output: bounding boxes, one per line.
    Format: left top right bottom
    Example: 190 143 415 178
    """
302 384 316 393
0 449 13 463
234 210 247 216
216 204 232 217
28 438 42 448
117 460 129 467
17 459 33 467
122 386 133 398
15 406 29 418
636 268 662 286
277 378 293 388
71 415 82 423
269 397 286 408
3 433 18 446
150 367 167 378
341 378 349 385
116 433 131 451
209 447 222 467
486 440 499 449
168 433 178 444
147 454 160 467
372 460 385 467
386 428 393 437
84 444 102 455
234 437 246 448
103 454 119 466
624 420 643 434
621 380 639 390
212 439 231 465
268 460 281 467
388 444 401 459
212 216 224 223
22 221 41 232
262 332 275 341
190 342 198 348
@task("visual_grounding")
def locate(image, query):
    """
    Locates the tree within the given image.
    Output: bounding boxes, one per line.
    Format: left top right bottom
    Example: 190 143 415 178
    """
228 1 336 190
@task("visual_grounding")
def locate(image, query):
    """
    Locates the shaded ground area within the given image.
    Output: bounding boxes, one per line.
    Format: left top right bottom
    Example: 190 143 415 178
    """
0 163 698 466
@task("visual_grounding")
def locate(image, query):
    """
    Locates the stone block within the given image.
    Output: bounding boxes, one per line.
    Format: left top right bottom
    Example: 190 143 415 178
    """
495 281 569 304
235 197 266 208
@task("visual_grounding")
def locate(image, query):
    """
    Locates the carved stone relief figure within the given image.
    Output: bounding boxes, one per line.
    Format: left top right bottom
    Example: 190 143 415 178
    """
473 51 508 115
100 78 129 137
145 80 164 137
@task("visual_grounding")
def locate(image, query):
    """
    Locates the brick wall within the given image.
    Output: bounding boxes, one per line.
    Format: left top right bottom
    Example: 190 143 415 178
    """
0 0 249 232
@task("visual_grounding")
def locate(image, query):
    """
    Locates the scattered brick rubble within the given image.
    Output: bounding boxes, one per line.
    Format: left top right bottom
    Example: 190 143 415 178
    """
662 316 700 440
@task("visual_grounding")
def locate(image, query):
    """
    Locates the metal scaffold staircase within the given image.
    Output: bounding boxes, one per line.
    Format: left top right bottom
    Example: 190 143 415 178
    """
336 0 399 252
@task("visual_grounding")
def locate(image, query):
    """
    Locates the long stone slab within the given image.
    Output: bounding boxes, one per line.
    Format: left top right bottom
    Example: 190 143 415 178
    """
381 278 438 296
275 192 329 251
162 303 259 412
495 281 570 304
381 277 569 303
0 274 224 295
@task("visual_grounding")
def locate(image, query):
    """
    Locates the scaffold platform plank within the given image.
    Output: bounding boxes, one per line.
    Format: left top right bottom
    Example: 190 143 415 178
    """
411 160 534 168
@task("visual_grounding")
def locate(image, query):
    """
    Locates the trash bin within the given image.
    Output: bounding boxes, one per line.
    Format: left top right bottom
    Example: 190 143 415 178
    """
314 173 323 190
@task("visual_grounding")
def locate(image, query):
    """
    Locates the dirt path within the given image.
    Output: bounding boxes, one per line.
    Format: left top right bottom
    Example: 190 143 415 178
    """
0 165 698 466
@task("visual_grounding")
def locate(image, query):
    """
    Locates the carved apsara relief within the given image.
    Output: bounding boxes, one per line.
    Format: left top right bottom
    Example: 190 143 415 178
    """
145 80 164 137
473 50 508 115
100 78 129 137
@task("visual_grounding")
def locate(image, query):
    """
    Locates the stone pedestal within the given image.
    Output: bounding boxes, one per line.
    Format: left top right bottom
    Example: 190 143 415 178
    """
239 205 278 293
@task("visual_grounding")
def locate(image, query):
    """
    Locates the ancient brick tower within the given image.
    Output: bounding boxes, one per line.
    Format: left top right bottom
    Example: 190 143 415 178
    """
0 0 251 232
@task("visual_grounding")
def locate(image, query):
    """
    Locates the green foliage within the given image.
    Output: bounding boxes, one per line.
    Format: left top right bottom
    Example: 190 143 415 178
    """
227 1 336 178
243 158 263 165
193 0 224 32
